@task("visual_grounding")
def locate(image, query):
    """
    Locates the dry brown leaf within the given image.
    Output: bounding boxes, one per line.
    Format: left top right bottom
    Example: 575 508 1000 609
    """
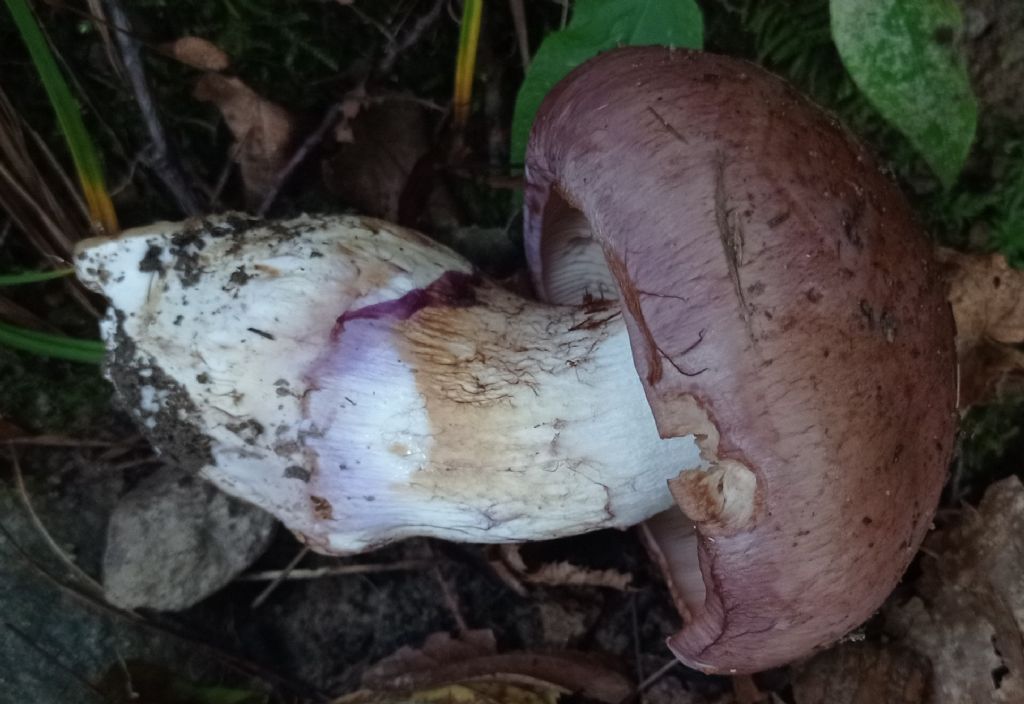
332 91 366 145
791 643 931 704
323 100 429 221
351 629 633 704
955 339 1024 408
731 675 767 704
939 248 1024 407
160 37 230 71
366 630 497 680
338 683 558 704
193 74 294 205
536 601 593 647
524 561 633 591
885 476 1024 703
497 544 634 591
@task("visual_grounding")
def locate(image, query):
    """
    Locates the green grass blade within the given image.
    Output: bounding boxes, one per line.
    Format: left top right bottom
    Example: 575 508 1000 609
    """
0 321 106 352
452 0 483 128
4 0 119 234
0 320 105 363
0 268 75 286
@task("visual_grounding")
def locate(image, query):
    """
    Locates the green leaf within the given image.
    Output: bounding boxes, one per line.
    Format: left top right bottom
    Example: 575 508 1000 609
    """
510 0 703 165
0 268 74 286
0 321 104 364
4 0 118 232
992 152 1024 267
830 0 977 189
452 0 484 127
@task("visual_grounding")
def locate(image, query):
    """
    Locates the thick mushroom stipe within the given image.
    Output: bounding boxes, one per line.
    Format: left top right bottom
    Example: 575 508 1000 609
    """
74 214 702 553
523 47 957 673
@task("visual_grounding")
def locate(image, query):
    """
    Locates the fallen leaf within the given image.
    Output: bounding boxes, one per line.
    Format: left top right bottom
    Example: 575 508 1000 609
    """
160 37 231 71
536 601 594 647
955 339 1024 408
366 630 497 678
731 675 766 704
339 683 558 704
194 74 295 205
791 642 931 704
332 90 366 145
496 544 633 591
348 630 633 704
323 100 430 221
939 248 1024 406
885 476 1024 703
103 466 276 610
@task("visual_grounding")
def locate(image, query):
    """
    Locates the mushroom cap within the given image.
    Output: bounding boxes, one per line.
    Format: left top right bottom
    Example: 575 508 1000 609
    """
524 47 957 673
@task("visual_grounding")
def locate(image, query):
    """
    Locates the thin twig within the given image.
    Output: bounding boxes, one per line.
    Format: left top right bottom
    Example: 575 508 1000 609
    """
630 596 646 704
238 559 433 583
0 293 61 332
379 0 447 75
103 0 200 216
255 103 343 216
617 659 679 704
433 565 469 633
112 649 137 702
106 456 163 472
508 0 529 72
250 546 311 608
2 435 119 447
7 448 106 596
26 125 90 227
33 12 132 164
85 0 122 80
258 0 447 216
366 92 447 113
208 136 247 209
447 0 461 23
346 4 396 43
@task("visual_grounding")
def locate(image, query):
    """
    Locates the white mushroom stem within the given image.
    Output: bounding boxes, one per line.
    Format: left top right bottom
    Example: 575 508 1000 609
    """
75 214 703 553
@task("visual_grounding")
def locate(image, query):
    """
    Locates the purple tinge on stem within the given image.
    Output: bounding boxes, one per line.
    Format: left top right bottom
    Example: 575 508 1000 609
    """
332 270 480 338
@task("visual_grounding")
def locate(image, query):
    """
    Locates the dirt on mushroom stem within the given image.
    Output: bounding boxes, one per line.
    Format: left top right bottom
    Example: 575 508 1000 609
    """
73 212 709 554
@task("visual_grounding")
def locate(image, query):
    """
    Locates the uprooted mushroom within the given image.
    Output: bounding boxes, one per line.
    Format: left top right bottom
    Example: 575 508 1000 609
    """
77 47 975 674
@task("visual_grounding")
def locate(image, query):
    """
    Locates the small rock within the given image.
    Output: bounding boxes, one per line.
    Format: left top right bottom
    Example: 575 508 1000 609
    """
103 467 276 610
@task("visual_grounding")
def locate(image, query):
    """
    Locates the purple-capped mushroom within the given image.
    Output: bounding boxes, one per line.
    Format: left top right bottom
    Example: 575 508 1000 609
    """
523 46 957 673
